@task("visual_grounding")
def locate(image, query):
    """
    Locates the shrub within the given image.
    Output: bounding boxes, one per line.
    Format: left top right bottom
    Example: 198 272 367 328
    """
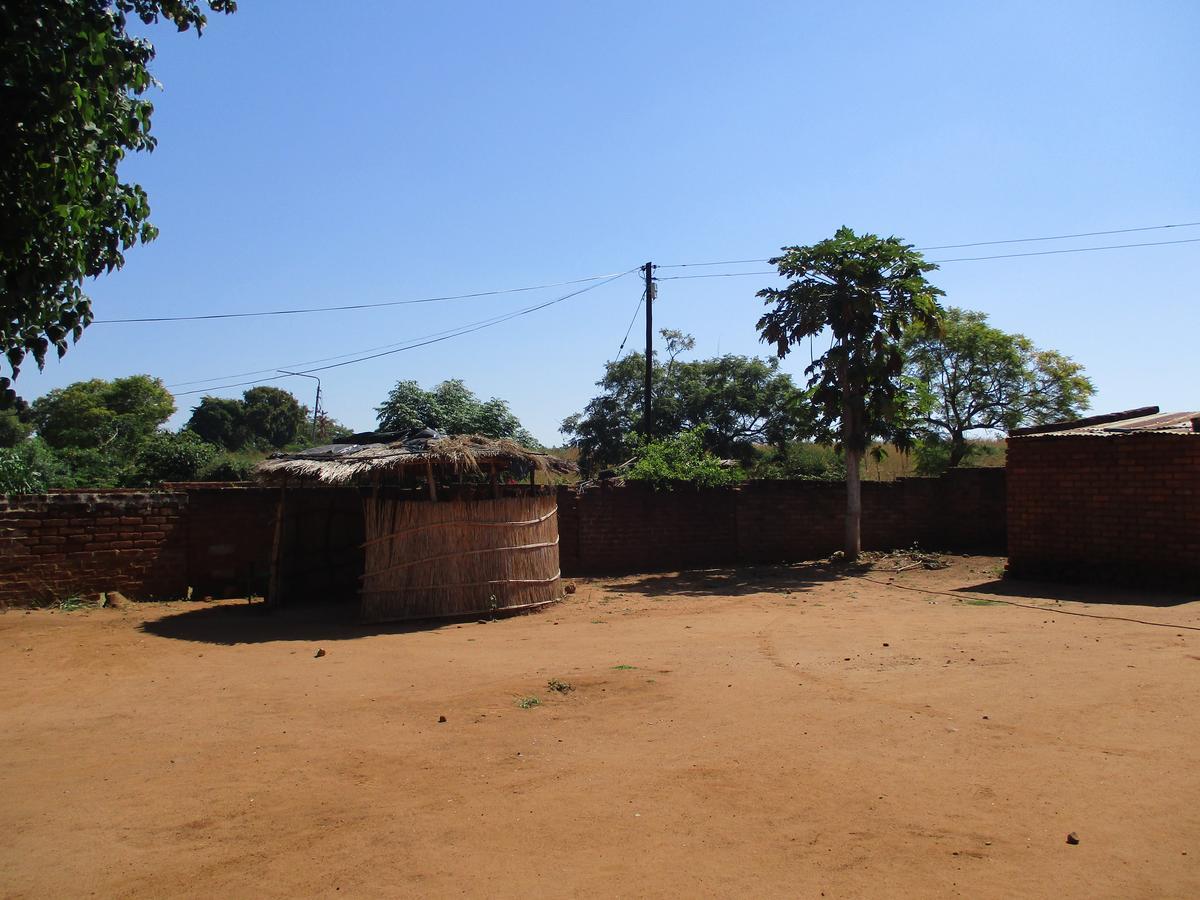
128 431 217 486
0 446 48 492
750 442 845 480
625 427 743 490
199 450 264 482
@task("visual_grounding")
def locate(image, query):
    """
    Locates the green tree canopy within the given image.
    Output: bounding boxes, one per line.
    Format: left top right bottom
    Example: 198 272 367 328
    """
185 388 318 450
903 307 1095 467
185 395 249 450
757 227 944 558
30 374 174 451
0 1 235 405
376 379 540 447
560 330 814 472
242 386 307 449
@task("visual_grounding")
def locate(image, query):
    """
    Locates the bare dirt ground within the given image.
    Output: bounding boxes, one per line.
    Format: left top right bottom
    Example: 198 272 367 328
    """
3 555 1200 899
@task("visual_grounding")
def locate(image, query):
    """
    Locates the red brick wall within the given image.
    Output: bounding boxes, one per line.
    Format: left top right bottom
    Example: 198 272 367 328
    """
0 491 189 606
0 471 1006 606
557 468 1005 575
1007 434 1200 588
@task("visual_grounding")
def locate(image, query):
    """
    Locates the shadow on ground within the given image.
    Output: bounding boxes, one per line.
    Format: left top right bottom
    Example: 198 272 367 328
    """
601 561 858 598
141 601 512 645
958 578 1199 609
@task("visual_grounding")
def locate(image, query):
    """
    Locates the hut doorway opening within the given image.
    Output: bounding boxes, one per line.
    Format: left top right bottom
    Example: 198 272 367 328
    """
271 486 365 609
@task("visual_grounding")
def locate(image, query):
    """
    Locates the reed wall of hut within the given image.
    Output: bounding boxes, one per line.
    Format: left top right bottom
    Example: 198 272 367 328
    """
359 487 561 622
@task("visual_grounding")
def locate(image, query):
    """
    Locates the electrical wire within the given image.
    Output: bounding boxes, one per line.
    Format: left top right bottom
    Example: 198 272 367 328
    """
931 236 1200 262
94 270 631 324
919 220 1200 251
656 219 1200 268
171 269 637 396
854 573 1200 633
613 291 645 361
166 314 519 388
655 236 1200 280
657 271 774 281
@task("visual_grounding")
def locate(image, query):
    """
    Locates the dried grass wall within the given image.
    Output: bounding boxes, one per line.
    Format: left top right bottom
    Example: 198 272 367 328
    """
360 492 561 622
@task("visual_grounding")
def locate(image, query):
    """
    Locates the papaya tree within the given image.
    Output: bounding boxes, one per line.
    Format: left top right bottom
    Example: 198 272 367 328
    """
757 227 944 559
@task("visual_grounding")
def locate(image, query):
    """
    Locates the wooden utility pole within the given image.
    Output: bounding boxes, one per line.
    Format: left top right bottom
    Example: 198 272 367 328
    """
279 369 322 443
643 261 654 437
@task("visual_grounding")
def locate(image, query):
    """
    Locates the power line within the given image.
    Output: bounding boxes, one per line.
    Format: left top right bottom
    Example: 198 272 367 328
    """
656 219 1200 268
171 269 637 397
614 290 645 361
655 236 1200 279
656 258 769 269
94 270 631 324
657 271 773 281
919 220 1200 251
166 314 516 388
931 236 1200 262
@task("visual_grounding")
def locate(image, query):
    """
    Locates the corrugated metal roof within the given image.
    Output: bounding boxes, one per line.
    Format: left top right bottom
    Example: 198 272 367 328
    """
1012 409 1200 438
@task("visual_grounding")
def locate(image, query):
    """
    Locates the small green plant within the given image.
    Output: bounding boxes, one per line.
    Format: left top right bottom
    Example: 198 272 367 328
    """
547 679 574 694
57 595 90 612
963 598 1001 606
612 664 637 670
515 696 541 709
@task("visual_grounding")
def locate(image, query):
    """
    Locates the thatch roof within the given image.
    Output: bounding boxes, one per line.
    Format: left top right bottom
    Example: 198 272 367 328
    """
254 430 576 485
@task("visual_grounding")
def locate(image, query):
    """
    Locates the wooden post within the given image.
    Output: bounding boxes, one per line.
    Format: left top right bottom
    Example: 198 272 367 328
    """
426 460 438 501
643 261 654 438
267 481 287 607
490 463 500 499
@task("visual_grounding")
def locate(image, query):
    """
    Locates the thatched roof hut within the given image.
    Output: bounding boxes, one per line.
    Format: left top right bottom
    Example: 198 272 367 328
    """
256 429 576 486
254 430 575 623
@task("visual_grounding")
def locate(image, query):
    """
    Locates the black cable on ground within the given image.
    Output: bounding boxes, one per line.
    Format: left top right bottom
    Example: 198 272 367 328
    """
853 573 1200 633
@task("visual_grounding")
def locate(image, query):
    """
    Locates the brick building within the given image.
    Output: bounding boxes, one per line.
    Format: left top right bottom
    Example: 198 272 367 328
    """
1007 407 1200 588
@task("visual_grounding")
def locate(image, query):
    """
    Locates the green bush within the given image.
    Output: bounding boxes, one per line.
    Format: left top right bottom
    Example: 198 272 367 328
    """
625 428 743 490
199 450 263 482
127 431 217 487
0 446 48 493
750 442 845 480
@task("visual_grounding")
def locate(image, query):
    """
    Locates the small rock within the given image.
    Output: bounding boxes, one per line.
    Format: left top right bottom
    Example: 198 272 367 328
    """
1066 832 1080 845
982 715 989 720
314 648 326 658
437 715 447 723
882 642 889 647
564 582 577 594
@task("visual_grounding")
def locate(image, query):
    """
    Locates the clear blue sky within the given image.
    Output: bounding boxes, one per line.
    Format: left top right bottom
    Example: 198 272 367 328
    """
22 0 1200 444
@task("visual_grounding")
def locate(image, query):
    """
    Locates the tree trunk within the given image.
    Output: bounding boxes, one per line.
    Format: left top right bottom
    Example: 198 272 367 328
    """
947 435 967 468
840 356 861 560
845 445 862 559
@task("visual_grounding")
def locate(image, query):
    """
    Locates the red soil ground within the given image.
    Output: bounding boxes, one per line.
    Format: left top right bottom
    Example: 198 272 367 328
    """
3 556 1199 898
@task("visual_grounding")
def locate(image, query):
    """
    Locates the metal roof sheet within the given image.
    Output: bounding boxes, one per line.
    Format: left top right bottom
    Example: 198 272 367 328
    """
1012 409 1200 438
